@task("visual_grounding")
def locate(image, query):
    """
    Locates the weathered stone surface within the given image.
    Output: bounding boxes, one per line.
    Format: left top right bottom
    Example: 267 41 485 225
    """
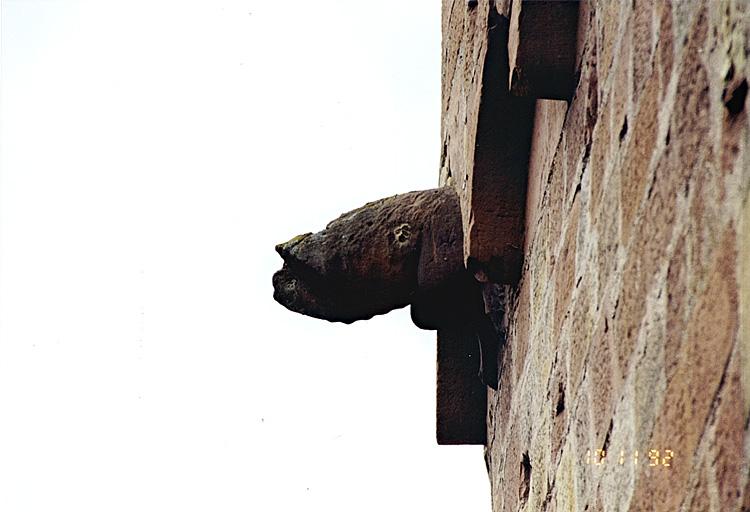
508 0 581 100
465 1 750 510
440 0 535 283
619 71 659 245
525 99 568 256
273 187 465 325
273 186 506 444
436 323 487 445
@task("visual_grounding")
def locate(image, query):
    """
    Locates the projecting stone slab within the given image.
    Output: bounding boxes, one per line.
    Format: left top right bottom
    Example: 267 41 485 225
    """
441 1 535 285
437 324 487 445
466 6 536 284
508 0 581 100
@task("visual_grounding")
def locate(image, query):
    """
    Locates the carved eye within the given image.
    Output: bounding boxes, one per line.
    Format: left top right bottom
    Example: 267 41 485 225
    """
285 279 296 292
393 223 411 244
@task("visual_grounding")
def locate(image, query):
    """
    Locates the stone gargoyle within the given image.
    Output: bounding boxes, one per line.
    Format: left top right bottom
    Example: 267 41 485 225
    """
272 187 499 388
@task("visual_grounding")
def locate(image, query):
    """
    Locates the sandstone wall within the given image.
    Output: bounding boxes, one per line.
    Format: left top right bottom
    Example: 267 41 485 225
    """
441 1 750 510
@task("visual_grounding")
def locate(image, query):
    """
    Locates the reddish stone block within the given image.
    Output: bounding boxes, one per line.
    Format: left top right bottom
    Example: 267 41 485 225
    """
500 423 525 512
664 229 687 381
507 0 581 100
587 316 617 442
619 72 659 245
595 169 621 303
657 1 674 99
711 353 744 511
630 226 738 512
634 143 678 283
688 162 726 299
632 0 655 102
437 325 488 445
547 152 566 249
554 199 580 337
494 341 515 440
597 0 625 81
563 94 586 188
570 383 594 498
547 348 568 469
525 100 567 257
680 462 711 512
529 232 550 320
568 276 594 397
720 65 748 173
465 7 535 283
589 100 612 219
672 4 709 179
563 55 598 195
513 282 531 387
611 19 632 154
614 248 647 378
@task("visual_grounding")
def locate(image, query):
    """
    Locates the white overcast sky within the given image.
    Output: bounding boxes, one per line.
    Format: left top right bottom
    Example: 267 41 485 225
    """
0 1 491 510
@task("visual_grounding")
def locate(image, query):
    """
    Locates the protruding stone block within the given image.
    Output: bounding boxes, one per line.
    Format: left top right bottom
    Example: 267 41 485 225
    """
508 0 580 100
467 7 536 283
437 325 487 445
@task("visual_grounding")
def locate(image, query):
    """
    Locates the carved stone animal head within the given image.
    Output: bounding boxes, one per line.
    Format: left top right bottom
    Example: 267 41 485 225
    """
272 187 466 327
272 186 500 388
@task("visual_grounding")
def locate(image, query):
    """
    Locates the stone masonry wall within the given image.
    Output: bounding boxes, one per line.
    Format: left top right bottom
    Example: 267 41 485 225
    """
442 1 750 510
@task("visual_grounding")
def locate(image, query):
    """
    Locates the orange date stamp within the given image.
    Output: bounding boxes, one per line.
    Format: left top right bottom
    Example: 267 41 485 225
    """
585 449 674 468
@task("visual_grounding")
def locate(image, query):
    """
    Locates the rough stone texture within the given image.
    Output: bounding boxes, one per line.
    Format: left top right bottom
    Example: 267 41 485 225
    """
508 0 581 100
273 188 465 325
273 186 502 442
441 1 749 510
437 323 488 445
440 0 535 283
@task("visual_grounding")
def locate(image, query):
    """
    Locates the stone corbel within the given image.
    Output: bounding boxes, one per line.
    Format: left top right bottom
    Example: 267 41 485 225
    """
273 187 500 390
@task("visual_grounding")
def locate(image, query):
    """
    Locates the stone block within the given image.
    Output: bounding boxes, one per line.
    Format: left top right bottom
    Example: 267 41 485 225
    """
554 198 580 337
589 98 612 217
709 353 744 511
656 1 674 99
597 0 625 81
508 0 580 100
629 226 738 512
619 72 659 246
614 248 646 379
631 0 655 102
672 5 709 178
437 324 488 445
664 229 687 381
